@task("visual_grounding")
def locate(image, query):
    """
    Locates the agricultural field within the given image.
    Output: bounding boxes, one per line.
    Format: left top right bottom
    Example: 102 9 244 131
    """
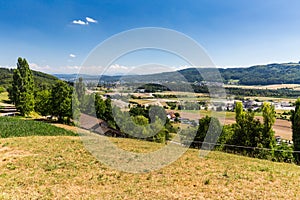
0 135 299 199
0 117 76 138
224 84 300 90
244 96 297 103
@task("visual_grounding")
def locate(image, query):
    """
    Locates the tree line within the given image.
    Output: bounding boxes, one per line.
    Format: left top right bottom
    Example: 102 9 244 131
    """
181 101 300 164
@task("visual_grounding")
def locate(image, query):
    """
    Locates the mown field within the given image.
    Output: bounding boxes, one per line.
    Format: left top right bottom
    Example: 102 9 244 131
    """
0 134 299 199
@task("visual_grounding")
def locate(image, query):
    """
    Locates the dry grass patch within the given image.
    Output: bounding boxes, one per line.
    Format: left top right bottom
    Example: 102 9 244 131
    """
0 136 299 199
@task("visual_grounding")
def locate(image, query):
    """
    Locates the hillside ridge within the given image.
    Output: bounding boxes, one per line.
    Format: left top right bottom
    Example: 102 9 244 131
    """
53 62 300 85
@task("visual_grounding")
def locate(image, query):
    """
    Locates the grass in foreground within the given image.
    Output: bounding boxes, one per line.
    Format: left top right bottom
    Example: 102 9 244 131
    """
0 135 299 199
0 117 76 138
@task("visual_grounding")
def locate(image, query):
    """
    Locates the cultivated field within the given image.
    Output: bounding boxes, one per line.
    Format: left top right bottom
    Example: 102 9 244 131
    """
0 135 299 199
0 117 76 138
224 84 300 90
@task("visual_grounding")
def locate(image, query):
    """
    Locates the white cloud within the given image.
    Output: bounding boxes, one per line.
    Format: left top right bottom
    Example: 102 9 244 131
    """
0 65 15 69
69 54 76 58
86 17 98 23
109 64 128 70
72 20 88 25
71 17 98 26
29 63 51 72
66 66 80 70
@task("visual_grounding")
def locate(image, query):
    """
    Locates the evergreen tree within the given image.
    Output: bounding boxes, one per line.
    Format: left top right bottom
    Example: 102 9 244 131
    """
11 57 35 116
291 98 300 164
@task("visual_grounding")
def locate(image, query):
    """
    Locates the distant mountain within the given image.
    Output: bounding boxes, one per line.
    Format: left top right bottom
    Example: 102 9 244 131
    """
0 68 59 89
53 62 300 86
219 63 300 85
131 63 300 85
53 74 121 82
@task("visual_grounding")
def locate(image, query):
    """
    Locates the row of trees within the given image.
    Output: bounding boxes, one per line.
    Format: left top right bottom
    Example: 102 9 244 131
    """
181 101 300 164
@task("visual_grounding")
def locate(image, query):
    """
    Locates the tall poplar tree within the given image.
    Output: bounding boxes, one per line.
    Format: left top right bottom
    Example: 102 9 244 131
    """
261 102 276 149
11 57 35 116
291 98 300 164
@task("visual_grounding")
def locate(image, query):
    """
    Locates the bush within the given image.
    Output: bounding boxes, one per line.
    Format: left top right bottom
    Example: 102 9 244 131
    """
273 143 294 163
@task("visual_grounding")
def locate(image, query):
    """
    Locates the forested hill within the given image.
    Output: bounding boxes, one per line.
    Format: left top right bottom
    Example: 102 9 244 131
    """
220 63 300 85
118 63 300 85
0 68 58 89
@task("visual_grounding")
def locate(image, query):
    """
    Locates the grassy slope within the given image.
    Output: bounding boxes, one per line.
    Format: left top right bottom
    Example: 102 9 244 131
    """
0 135 299 199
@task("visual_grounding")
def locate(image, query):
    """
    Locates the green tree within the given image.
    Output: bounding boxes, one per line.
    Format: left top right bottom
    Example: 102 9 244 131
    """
94 94 106 119
10 57 35 116
132 115 149 126
217 125 234 151
232 102 263 151
104 98 116 127
181 116 222 149
291 98 300 164
235 102 244 124
75 77 86 105
261 102 276 149
81 94 96 115
273 143 294 163
35 89 51 116
50 81 74 123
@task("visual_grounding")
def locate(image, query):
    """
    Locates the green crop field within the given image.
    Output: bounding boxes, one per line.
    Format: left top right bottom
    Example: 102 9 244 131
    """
0 117 77 138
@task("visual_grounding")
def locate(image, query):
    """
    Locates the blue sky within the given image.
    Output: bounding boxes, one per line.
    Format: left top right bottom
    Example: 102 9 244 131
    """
1 0 300 74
